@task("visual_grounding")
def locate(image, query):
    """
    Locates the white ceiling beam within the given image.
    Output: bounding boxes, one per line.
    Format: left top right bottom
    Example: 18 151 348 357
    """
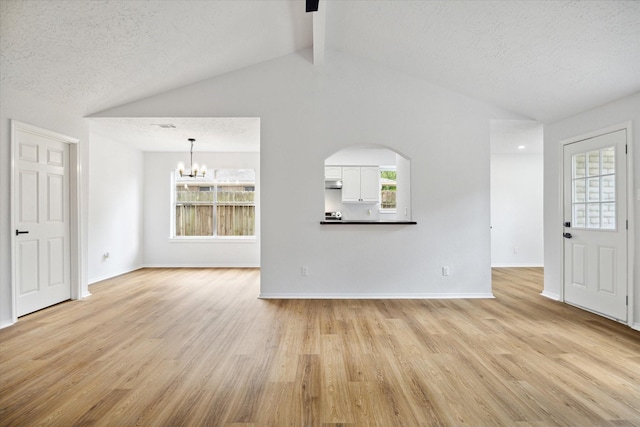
312 0 326 65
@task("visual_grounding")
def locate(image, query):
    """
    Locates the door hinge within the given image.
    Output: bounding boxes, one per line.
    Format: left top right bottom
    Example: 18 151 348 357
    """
627 295 629 306
626 219 629 230
625 144 628 154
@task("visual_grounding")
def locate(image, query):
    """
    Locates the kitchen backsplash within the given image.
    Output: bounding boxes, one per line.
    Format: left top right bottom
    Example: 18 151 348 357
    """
324 189 397 221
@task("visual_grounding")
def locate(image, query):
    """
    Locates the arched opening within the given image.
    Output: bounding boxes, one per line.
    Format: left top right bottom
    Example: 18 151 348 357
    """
323 145 411 221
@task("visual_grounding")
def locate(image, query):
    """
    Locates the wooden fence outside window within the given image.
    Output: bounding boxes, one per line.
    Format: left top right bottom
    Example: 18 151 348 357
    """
175 188 255 236
381 190 396 209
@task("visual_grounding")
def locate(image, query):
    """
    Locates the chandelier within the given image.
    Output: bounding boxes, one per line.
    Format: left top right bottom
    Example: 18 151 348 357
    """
177 138 207 178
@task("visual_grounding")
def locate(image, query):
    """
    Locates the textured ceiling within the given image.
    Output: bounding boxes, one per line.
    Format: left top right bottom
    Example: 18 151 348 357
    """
490 120 543 155
1 0 639 151
88 118 260 152
0 0 311 115
326 1 640 123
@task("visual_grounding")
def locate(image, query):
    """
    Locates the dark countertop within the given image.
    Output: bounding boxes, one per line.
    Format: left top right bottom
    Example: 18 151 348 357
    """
320 220 417 225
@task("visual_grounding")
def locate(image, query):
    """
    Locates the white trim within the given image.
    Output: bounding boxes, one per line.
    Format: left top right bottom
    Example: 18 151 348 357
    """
143 263 260 268
0 320 14 330
631 323 640 332
11 121 79 143
559 121 634 328
626 123 635 328
168 237 257 243
10 120 85 324
70 135 89 301
557 139 565 303
88 265 145 285
89 265 261 285
259 293 495 299
492 263 544 268
540 291 560 301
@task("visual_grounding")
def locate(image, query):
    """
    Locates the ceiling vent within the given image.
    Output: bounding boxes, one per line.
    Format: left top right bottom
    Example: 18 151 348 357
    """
151 123 176 129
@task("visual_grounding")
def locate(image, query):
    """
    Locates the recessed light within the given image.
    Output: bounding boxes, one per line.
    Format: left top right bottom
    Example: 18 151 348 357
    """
518 145 525 150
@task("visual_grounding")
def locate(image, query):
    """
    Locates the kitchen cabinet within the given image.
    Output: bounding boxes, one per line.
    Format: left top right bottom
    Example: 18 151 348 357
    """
342 166 379 202
325 166 342 180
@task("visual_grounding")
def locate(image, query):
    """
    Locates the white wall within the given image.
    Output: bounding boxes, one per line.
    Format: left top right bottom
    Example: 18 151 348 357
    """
325 147 397 165
143 151 260 267
490 153 543 266
94 49 525 298
0 85 90 328
396 153 412 221
88 133 144 283
544 92 640 329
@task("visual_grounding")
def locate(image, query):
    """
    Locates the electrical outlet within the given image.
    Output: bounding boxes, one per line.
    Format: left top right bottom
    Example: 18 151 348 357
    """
513 247 518 254
442 266 450 276
301 266 309 276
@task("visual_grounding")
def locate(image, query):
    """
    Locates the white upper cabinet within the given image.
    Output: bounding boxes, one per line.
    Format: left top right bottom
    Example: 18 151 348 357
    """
341 167 361 201
342 166 379 203
324 166 342 180
359 167 380 201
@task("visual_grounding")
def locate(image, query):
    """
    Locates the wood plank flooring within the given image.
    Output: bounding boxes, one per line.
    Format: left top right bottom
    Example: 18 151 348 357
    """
1 267 640 426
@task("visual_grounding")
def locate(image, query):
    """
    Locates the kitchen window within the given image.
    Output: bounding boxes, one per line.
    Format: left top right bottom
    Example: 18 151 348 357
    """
380 167 397 211
173 169 255 238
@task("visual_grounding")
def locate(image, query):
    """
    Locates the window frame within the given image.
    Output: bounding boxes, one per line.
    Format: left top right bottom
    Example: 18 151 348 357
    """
379 165 397 213
570 147 616 231
170 169 257 242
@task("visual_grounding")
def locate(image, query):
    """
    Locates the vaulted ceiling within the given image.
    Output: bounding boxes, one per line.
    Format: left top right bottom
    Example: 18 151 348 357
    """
1 1 639 129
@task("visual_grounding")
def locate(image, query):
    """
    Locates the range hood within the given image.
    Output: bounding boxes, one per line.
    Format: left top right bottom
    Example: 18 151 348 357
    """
325 179 342 189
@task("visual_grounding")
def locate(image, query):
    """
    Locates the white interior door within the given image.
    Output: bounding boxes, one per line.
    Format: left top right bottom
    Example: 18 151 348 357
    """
14 127 71 316
563 129 627 321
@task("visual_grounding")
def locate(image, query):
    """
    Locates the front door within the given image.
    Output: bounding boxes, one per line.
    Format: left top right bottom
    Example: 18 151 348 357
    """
14 125 71 316
563 129 627 321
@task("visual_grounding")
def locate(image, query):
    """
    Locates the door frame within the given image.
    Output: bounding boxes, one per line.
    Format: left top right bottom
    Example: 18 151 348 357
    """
560 121 634 326
10 120 83 323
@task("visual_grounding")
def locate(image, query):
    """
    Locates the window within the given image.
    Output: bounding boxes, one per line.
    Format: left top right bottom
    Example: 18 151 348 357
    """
380 168 397 210
571 147 615 230
173 169 255 238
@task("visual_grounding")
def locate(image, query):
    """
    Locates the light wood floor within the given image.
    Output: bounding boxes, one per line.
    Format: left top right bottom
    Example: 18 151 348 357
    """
1 268 639 426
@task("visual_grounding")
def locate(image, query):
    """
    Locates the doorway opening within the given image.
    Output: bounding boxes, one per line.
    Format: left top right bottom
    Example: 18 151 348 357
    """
86 117 261 285
490 120 544 268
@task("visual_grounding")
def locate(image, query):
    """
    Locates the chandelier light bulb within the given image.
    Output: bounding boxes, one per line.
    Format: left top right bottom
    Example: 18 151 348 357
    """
176 138 207 178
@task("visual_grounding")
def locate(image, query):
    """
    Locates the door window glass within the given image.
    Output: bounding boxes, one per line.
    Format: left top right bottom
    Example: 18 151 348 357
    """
571 147 615 230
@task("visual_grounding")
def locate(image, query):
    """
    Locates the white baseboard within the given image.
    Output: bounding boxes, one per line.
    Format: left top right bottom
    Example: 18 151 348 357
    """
491 263 544 268
540 291 560 301
142 264 260 269
631 323 640 332
0 320 14 330
259 292 495 299
88 265 145 285
89 264 259 285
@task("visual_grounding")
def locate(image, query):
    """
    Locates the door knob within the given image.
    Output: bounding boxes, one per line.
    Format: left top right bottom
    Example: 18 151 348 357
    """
15 230 29 236
563 232 572 239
